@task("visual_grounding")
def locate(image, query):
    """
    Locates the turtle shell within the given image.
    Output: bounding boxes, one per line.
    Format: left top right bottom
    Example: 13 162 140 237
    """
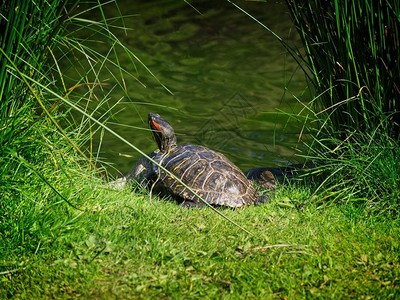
153 144 258 208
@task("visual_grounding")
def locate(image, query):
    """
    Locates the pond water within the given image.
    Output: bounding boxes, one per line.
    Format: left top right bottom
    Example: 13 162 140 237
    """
79 0 307 176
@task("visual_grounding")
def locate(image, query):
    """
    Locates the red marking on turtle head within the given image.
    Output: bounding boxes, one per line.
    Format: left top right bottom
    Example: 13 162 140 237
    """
152 120 163 133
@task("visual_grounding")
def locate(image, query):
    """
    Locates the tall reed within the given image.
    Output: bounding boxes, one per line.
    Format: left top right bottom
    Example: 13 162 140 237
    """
287 0 400 137
285 1 400 211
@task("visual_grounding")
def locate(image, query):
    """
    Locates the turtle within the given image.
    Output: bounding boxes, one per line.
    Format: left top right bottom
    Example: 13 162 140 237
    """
110 114 310 205
144 112 268 208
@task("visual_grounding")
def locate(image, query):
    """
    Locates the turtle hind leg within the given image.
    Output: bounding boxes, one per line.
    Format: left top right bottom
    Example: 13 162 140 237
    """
180 200 205 209
174 195 205 208
254 195 270 206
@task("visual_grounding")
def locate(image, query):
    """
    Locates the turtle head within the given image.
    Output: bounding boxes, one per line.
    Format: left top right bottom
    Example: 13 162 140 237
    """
148 112 177 153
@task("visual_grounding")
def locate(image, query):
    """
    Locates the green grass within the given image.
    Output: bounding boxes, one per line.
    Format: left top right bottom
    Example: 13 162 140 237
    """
301 128 400 213
2 180 399 299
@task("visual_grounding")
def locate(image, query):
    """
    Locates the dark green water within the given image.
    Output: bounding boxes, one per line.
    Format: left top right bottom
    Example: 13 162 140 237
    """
85 0 307 176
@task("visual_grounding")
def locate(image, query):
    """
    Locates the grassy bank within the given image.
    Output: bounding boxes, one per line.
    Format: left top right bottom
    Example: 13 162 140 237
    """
2 182 399 299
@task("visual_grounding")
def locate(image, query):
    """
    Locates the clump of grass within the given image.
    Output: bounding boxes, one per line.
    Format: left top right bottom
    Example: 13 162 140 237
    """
0 0 144 261
0 0 78 256
285 0 400 212
304 129 400 213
